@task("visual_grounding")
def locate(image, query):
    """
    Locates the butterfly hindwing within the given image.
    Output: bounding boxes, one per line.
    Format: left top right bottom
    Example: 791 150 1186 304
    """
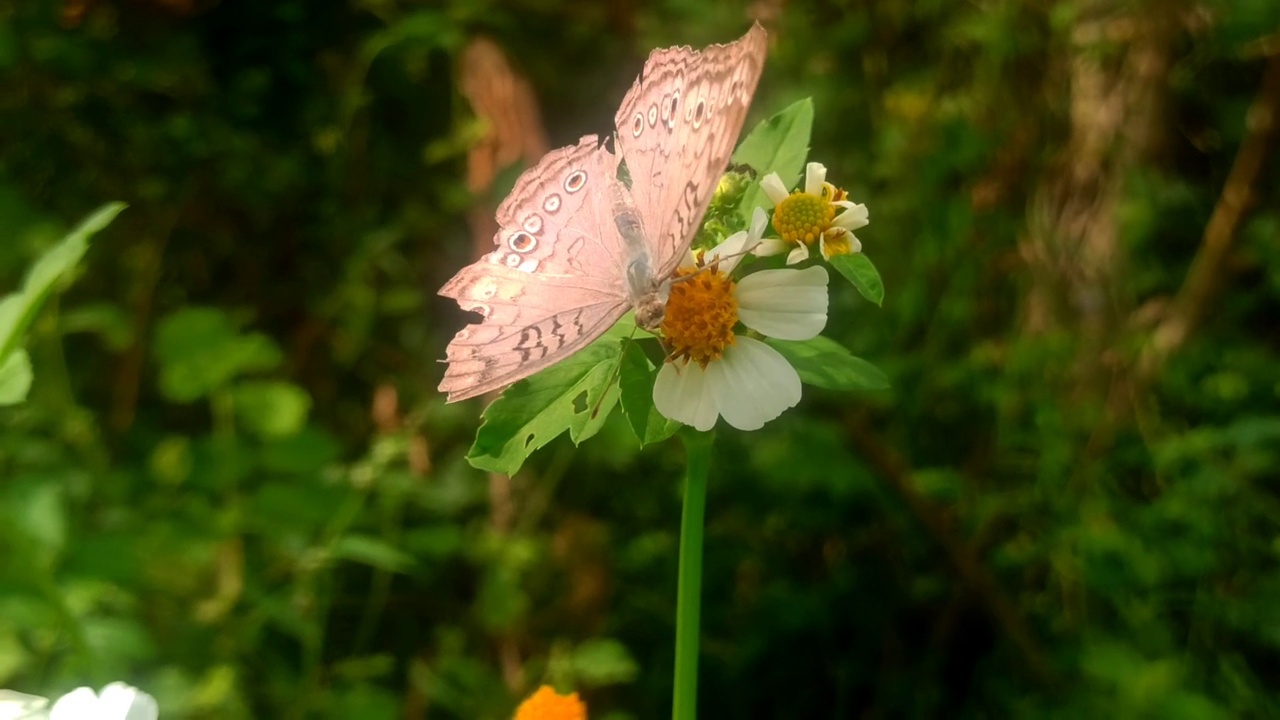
440 136 631 402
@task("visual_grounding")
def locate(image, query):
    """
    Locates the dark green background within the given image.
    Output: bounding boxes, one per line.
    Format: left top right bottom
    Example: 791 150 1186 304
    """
2 0 1279 717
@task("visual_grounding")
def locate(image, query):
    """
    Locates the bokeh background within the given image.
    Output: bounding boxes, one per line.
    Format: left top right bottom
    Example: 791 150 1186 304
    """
3 0 1280 717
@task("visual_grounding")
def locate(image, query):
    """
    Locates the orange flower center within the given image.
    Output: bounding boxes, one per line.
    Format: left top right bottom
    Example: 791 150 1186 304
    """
661 266 738 367
513 686 587 720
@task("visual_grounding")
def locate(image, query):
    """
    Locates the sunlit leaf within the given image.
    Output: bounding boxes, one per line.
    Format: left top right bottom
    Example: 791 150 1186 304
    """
467 334 625 476
0 348 32 406
829 253 884 306
732 99 814 218
618 341 681 446
766 336 889 391
0 202 125 378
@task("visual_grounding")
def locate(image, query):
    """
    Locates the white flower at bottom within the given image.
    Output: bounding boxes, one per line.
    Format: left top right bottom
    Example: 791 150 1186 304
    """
654 336 803 431
653 251 828 431
0 690 48 720
49 684 156 720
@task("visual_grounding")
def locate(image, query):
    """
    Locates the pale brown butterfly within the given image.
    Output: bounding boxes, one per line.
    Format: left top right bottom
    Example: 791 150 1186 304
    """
439 23 768 402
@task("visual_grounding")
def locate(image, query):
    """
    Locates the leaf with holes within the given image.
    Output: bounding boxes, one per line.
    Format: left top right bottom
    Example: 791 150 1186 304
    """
467 333 625 476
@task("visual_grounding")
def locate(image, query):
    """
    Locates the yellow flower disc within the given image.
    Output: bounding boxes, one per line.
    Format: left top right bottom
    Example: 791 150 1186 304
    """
513 686 587 720
773 191 835 246
662 267 738 367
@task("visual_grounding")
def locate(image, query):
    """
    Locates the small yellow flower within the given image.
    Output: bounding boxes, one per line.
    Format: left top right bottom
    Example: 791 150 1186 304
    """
760 162 869 264
513 685 587 720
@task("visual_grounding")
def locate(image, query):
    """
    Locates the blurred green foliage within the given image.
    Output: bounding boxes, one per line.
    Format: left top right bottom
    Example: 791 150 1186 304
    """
2 0 1280 718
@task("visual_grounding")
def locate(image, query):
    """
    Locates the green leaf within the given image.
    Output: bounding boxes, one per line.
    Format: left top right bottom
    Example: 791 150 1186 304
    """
466 335 626 475
0 349 32 406
618 342 681 446
232 380 312 438
732 98 814 219
571 638 640 687
8 479 67 556
829 253 885 306
0 202 126 362
766 336 890 391
60 302 134 350
330 535 416 574
153 307 283 402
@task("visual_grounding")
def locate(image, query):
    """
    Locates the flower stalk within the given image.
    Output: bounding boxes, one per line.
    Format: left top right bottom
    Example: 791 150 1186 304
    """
672 429 714 720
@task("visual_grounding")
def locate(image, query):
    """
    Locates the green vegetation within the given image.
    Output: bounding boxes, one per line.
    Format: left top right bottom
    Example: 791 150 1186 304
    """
2 1 1279 718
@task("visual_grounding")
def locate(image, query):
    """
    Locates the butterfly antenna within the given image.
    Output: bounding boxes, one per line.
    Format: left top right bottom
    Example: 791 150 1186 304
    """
670 242 762 285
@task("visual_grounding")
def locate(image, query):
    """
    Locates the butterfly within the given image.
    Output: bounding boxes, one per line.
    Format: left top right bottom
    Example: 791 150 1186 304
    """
439 23 768 402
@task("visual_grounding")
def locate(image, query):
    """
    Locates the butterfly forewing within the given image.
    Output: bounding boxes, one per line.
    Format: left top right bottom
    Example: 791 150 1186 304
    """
439 136 632 402
612 23 768 277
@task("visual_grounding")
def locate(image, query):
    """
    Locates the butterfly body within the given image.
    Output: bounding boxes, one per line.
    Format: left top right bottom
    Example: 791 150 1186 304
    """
440 24 768 402
610 181 670 331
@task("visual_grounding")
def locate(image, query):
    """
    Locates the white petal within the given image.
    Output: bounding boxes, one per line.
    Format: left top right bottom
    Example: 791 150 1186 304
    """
760 173 790 206
821 233 863 256
705 231 749 274
735 266 829 340
706 337 801 431
680 249 698 271
653 361 719 431
786 242 810 265
751 237 789 257
803 162 828 196
49 689 98 720
748 206 769 240
833 202 869 231
0 690 49 720
99 685 156 720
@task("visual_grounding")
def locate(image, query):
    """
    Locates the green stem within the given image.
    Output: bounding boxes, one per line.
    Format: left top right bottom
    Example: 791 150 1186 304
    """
673 429 714 720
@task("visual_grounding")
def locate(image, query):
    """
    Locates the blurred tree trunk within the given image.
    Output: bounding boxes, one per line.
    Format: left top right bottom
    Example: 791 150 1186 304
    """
1020 2 1182 456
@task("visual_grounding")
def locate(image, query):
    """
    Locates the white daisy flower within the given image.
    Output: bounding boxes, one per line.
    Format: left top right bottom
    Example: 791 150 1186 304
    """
48 684 157 720
0 690 48 720
653 235 829 431
760 162 869 264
